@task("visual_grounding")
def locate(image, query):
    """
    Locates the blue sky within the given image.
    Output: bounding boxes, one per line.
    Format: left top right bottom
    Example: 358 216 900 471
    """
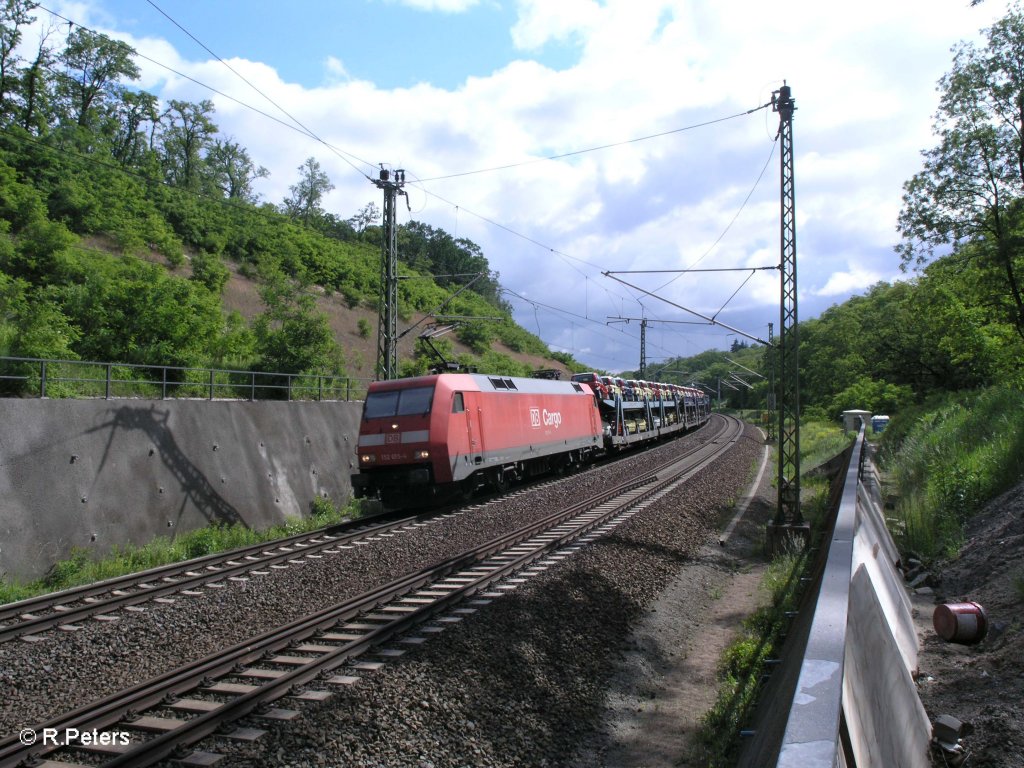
36 0 1017 373
92 0 581 89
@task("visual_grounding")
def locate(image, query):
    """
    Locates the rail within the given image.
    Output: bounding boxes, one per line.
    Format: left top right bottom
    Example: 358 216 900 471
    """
0 415 743 768
0 355 371 402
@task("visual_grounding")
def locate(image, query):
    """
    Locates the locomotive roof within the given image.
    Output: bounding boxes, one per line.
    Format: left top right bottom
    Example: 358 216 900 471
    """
365 373 708 399
365 373 593 396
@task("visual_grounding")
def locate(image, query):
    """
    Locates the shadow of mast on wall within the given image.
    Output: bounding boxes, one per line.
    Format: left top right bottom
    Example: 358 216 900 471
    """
86 404 247 528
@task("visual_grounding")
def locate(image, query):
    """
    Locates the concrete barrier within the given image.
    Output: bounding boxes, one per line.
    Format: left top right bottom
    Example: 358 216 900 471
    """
0 398 363 582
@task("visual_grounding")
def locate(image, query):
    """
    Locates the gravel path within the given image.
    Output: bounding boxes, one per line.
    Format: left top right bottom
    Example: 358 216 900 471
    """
0 419 732 736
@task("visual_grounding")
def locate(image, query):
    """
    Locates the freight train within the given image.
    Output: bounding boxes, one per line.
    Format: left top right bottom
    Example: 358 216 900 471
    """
351 372 710 506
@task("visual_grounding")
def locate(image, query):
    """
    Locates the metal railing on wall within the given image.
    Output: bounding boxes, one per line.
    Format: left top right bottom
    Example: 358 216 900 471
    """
0 356 372 402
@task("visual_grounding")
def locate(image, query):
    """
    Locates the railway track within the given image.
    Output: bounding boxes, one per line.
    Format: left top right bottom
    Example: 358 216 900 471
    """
1 415 742 767
0 413 716 645
0 509 459 644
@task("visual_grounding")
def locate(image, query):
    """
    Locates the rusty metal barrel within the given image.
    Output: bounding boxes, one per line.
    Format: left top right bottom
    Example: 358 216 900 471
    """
933 601 988 644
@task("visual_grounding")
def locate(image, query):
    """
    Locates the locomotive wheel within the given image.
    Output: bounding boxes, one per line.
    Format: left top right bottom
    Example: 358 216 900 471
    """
493 469 510 493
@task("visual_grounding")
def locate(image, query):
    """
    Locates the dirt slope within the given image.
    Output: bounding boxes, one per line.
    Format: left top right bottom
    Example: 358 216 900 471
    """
215 256 574 379
913 481 1024 767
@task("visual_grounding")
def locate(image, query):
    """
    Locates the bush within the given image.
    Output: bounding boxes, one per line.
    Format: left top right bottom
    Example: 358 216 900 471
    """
190 250 230 294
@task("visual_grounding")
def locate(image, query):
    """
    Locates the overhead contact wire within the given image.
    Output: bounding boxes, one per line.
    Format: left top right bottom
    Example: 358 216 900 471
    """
144 0 376 180
417 102 772 182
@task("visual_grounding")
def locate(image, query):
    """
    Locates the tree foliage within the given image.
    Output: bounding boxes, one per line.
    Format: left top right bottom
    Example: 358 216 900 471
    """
57 26 139 130
282 157 334 225
897 4 1024 340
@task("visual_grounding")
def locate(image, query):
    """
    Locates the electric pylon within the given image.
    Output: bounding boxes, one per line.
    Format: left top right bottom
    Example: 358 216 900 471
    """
374 167 406 381
773 83 801 528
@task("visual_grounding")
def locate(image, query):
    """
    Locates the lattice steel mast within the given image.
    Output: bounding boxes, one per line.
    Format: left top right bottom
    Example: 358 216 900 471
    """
639 317 647 377
773 83 801 526
374 167 407 381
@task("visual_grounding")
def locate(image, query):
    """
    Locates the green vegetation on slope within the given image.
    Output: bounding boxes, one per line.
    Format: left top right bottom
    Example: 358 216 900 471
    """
0 497 361 606
0 3 575 385
882 386 1024 560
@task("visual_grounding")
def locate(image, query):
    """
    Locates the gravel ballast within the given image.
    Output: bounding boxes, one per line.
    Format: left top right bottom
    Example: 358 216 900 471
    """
215 423 765 767
1 419 764 768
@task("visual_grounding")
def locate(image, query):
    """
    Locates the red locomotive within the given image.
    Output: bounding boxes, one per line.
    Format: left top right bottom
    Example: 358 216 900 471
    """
352 373 604 505
352 371 712 507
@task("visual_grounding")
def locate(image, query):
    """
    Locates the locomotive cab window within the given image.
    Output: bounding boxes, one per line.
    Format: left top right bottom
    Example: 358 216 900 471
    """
452 392 465 413
363 386 435 419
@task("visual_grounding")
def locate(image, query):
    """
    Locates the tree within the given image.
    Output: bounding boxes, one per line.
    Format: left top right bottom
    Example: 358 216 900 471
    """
347 201 380 233
158 99 218 191
207 137 267 202
17 19 55 133
397 220 508 311
0 0 36 122
56 26 140 129
282 157 333 225
253 271 341 375
110 89 159 169
897 5 1024 340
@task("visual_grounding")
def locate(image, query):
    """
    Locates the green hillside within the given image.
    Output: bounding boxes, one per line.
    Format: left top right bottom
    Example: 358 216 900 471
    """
0 12 580 387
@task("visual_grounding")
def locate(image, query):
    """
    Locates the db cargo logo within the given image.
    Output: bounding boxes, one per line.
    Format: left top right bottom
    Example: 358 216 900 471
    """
385 433 400 444
530 408 562 429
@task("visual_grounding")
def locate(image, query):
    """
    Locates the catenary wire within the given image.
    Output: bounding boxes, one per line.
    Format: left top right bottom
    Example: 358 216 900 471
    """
416 102 772 182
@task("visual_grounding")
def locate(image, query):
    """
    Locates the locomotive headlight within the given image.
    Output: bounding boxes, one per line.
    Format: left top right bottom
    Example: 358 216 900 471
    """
414 450 430 460
360 454 376 464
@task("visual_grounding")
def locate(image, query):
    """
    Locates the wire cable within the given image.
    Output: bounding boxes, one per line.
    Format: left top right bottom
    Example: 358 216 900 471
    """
144 0 376 181
417 102 772 182
31 4 776 370
655 136 777 293
37 3 377 181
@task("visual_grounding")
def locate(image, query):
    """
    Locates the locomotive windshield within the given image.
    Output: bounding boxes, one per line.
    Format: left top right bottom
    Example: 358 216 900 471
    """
363 386 434 419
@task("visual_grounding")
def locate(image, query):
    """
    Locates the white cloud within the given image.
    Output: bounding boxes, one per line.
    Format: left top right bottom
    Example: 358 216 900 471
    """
390 0 481 12
511 0 605 50
815 268 886 297
323 56 350 83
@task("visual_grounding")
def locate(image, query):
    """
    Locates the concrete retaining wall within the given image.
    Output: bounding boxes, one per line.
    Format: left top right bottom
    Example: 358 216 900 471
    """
0 398 363 582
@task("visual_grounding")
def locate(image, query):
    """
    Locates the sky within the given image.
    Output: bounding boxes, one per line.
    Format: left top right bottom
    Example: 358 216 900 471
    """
31 0 1017 374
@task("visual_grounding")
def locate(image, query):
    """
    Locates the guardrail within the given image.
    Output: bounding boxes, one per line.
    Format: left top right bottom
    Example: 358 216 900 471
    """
0 356 372 402
741 425 932 767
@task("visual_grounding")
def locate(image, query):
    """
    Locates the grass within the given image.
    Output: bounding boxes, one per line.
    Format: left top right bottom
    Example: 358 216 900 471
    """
0 496 362 607
801 419 855 473
885 386 1024 560
799 477 833 529
694 545 808 767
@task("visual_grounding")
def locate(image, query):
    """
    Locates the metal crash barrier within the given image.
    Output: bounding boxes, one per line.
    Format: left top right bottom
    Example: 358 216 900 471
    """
740 425 932 767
